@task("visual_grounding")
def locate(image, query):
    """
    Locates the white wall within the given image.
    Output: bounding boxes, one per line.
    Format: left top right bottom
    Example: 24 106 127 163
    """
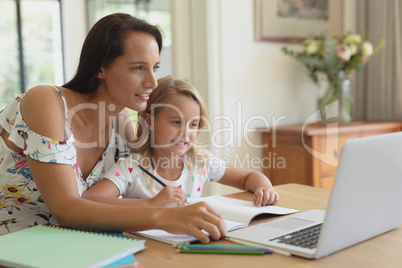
170 0 356 195
213 0 317 194
215 0 355 159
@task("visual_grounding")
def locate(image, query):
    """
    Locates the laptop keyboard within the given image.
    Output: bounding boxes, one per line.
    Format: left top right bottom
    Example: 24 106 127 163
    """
269 224 322 249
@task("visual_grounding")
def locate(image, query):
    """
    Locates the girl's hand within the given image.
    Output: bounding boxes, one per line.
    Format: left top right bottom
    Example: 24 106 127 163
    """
150 186 188 207
253 186 279 207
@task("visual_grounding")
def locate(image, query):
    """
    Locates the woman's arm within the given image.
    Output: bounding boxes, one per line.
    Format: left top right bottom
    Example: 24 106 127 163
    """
218 165 279 206
28 157 224 243
20 86 226 243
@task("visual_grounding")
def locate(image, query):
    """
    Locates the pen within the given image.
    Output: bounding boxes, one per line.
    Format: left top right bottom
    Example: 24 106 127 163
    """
138 164 190 205
174 245 271 255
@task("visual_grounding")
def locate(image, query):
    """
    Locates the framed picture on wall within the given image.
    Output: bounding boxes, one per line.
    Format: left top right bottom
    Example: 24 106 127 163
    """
255 0 343 42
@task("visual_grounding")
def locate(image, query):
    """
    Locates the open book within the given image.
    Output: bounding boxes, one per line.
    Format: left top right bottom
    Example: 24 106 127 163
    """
135 195 298 244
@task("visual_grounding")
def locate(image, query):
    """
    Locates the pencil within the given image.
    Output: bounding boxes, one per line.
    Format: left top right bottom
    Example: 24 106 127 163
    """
176 249 266 254
174 245 271 254
176 244 272 251
138 164 190 205
138 164 167 187
226 237 291 256
176 244 264 249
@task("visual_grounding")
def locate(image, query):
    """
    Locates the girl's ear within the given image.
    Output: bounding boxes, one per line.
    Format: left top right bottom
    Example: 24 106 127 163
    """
143 112 153 130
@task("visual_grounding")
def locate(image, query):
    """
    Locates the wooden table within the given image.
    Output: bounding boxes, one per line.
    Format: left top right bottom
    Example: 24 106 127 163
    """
131 184 402 267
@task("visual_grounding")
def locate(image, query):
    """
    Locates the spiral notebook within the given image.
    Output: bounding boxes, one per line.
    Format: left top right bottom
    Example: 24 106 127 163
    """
0 225 145 268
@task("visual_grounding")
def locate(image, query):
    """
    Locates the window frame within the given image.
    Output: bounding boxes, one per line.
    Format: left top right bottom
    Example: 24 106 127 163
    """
6 0 64 94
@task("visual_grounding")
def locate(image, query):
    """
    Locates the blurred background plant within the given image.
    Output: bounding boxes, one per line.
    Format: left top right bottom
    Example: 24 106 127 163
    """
282 31 385 85
282 31 385 122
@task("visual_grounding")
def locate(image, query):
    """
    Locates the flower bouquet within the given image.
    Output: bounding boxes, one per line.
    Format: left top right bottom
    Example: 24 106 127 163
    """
282 31 384 122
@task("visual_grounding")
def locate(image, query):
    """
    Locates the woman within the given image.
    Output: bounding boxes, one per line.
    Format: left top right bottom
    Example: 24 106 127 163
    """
0 13 226 243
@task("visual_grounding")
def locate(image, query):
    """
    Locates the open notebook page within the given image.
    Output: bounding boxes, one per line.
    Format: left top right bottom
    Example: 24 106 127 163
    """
187 195 299 225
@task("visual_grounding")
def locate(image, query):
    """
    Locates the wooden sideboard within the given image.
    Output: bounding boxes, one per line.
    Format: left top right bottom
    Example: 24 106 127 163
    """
259 121 402 189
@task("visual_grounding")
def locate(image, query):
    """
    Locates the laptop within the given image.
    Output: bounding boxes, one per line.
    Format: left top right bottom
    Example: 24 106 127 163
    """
227 132 402 259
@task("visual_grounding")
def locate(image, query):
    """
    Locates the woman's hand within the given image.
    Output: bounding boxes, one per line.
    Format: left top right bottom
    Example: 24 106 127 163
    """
155 202 227 244
149 186 188 207
253 186 279 207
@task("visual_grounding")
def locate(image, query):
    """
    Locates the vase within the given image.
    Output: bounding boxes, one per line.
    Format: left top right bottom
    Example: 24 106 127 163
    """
317 71 353 123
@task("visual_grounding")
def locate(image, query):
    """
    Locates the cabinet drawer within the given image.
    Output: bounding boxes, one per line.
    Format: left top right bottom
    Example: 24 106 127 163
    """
317 135 360 176
320 175 335 190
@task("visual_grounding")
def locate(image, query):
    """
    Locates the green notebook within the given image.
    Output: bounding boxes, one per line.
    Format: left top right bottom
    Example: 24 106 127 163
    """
0 225 145 268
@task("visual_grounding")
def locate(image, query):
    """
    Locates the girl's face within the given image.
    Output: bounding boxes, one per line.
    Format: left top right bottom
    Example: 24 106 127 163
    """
149 96 201 158
98 32 160 112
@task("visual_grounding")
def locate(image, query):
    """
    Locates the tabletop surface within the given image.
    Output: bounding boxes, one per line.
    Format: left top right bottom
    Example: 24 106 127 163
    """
129 183 402 268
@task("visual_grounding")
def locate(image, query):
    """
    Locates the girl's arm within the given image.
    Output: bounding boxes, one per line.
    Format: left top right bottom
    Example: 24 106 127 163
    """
82 178 188 207
218 165 279 206
21 86 226 243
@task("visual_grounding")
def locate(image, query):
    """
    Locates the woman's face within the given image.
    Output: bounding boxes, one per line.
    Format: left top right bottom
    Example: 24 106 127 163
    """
98 31 160 112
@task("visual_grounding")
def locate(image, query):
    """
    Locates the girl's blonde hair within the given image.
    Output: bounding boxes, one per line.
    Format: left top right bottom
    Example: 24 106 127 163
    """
132 76 208 189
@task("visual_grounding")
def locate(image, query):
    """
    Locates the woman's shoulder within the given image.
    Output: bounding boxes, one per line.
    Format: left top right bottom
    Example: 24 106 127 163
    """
22 85 65 110
20 85 67 140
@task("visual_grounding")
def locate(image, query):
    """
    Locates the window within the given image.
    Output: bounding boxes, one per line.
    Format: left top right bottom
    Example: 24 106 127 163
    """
86 0 172 76
0 0 64 109
86 0 173 120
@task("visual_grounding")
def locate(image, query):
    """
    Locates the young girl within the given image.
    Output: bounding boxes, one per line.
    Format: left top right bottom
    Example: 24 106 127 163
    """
83 76 279 208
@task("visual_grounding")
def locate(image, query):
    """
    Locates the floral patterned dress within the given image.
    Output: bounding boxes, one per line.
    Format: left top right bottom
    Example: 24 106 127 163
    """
0 88 130 233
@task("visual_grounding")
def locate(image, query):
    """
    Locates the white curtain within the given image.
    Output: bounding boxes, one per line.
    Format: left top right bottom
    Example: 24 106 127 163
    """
355 0 402 121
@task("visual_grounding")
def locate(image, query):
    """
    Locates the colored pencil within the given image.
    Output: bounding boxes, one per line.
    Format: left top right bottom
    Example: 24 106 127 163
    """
175 244 272 255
